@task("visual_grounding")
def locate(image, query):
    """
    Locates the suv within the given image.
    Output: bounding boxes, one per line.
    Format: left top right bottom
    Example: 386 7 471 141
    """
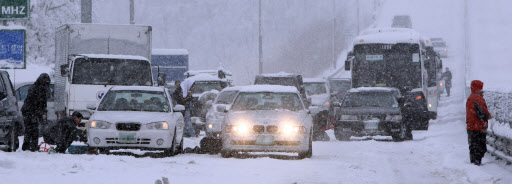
334 87 410 142
254 72 309 107
0 71 22 152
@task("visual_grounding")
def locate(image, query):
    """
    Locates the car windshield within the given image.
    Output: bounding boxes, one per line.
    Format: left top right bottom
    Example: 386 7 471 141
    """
216 91 239 104
432 42 446 47
191 81 224 94
97 90 170 112
231 92 303 111
304 82 327 95
72 58 152 86
329 80 351 92
343 92 398 108
255 77 297 87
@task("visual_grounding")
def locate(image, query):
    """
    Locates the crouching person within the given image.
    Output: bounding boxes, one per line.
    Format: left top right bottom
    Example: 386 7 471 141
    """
43 112 86 153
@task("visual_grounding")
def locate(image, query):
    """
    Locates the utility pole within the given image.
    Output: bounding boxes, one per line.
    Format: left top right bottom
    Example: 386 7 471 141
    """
332 0 336 69
258 0 263 74
81 0 92 23
464 0 470 97
130 0 135 24
356 0 360 35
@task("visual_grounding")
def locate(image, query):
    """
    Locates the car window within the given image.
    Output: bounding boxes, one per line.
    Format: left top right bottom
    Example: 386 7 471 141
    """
343 92 398 108
231 92 303 111
304 82 327 95
191 81 223 94
97 90 170 112
215 91 239 105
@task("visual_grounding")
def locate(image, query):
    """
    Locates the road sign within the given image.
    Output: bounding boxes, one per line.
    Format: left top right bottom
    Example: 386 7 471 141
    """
0 29 26 69
0 0 30 20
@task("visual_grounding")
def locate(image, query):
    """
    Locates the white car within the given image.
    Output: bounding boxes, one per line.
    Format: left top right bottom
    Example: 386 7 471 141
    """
87 86 185 156
205 86 241 137
220 85 313 159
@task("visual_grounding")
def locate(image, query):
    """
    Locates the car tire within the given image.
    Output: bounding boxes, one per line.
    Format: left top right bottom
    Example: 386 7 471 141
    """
298 132 313 159
392 122 406 142
334 126 351 141
165 129 179 156
7 124 19 152
176 137 184 155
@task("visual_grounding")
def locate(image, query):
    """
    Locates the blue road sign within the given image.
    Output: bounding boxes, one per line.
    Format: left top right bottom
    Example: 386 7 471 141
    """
0 29 25 69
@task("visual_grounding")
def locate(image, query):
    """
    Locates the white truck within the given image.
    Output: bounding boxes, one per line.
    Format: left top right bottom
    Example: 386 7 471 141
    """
54 24 155 129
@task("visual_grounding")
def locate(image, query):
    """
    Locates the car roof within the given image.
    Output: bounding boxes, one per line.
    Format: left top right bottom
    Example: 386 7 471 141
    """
220 86 241 92
238 85 299 93
257 72 300 78
303 78 326 83
110 86 165 92
348 87 395 93
188 73 224 81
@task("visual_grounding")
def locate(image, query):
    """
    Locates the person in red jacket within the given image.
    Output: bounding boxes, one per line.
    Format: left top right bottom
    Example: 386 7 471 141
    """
466 80 492 166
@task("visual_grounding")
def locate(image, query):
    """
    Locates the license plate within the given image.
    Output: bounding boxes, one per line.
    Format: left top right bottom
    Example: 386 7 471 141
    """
256 135 275 145
119 133 137 143
364 121 379 130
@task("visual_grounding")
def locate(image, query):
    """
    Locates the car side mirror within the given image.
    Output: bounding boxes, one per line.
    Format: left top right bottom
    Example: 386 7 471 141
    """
86 103 97 110
60 64 69 77
174 105 185 112
217 105 227 113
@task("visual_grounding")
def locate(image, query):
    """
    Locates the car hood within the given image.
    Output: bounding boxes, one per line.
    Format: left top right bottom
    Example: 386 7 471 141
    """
90 111 172 124
339 107 401 116
226 110 309 126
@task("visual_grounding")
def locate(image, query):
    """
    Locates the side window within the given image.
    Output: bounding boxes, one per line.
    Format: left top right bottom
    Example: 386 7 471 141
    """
0 78 7 100
17 85 30 102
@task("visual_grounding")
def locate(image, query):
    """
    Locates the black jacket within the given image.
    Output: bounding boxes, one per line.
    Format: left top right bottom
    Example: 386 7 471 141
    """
43 116 86 145
442 71 452 84
21 74 50 116
172 86 184 105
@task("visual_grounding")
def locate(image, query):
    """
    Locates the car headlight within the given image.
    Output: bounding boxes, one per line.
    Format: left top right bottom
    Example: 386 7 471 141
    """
282 124 307 135
147 121 169 130
226 124 250 134
90 120 112 129
385 115 402 121
341 115 358 120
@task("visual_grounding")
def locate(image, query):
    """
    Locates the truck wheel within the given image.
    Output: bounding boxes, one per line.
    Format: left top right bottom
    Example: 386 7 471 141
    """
334 126 351 141
392 122 406 142
298 133 313 159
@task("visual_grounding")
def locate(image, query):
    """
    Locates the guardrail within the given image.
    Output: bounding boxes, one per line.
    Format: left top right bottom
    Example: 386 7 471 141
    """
483 90 512 164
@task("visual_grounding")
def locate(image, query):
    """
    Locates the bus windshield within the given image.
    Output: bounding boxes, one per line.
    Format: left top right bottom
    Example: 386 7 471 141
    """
72 58 153 86
352 43 422 92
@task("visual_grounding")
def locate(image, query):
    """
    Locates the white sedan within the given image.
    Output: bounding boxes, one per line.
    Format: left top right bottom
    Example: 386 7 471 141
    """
220 85 313 159
87 86 185 156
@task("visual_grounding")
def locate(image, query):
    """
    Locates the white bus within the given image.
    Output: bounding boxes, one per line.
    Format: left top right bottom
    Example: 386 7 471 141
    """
345 28 435 130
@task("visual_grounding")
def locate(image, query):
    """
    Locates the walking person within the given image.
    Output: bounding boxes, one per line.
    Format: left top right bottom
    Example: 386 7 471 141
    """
21 73 51 151
171 81 182 106
43 112 86 153
180 78 196 137
466 80 492 166
441 67 452 96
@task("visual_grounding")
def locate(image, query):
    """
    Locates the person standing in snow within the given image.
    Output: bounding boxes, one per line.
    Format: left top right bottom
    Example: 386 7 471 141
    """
180 78 196 137
171 81 183 106
441 67 452 96
21 73 51 151
466 80 492 166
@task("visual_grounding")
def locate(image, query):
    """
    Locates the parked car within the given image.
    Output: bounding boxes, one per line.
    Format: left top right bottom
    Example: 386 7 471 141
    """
0 71 23 152
303 78 330 115
333 87 409 142
254 72 310 107
15 82 57 133
391 15 412 28
431 37 448 58
220 85 313 159
205 86 241 137
86 86 185 156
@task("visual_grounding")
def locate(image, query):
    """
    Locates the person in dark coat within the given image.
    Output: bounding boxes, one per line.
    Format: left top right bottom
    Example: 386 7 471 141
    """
21 73 51 151
44 112 85 153
180 78 196 137
441 67 452 96
466 80 492 166
172 81 183 106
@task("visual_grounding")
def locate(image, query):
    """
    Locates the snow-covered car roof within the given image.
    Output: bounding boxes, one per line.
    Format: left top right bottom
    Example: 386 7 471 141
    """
109 86 165 92
220 86 242 92
348 87 395 93
76 54 149 61
303 78 326 83
152 49 188 55
354 28 421 45
238 85 299 93
189 73 225 81
257 72 300 77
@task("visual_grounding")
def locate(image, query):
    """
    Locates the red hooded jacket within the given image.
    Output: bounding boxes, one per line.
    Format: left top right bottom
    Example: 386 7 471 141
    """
466 80 491 131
